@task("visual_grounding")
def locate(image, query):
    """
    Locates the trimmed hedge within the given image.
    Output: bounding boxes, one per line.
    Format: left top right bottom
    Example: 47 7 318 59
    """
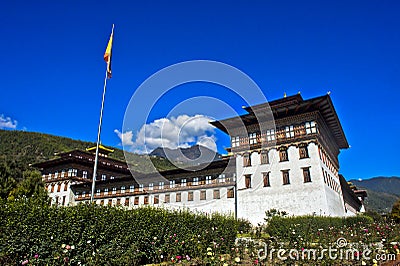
0 198 239 265
265 215 374 242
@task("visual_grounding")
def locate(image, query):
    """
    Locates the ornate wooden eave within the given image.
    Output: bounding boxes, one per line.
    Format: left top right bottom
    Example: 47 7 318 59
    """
210 94 349 150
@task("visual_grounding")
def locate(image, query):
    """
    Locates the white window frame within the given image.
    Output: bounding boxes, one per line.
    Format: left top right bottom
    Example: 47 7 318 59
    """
83 171 88 179
249 132 257 144
149 183 154 191
193 177 199 186
129 185 134 192
266 129 275 141
181 179 187 187
305 121 317 134
159 181 164 190
170 180 176 188
206 176 212 184
112 187 117 194
121 186 126 193
231 136 240 148
285 125 295 138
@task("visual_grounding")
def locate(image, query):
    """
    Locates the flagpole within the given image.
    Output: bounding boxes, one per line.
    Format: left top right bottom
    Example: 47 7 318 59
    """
91 24 114 203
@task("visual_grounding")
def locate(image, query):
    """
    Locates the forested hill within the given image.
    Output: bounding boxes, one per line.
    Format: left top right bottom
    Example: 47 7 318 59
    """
349 177 400 214
0 129 176 180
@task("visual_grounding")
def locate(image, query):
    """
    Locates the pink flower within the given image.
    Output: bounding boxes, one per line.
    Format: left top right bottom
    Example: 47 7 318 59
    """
34 254 39 259
21 260 29 265
65 245 71 250
176 255 182 260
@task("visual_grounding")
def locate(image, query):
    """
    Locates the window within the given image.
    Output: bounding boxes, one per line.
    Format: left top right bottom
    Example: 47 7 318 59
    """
176 193 181 202
121 186 126 193
181 179 187 187
104 188 109 195
62 196 66 206
249 132 257 144
243 153 251 167
285 125 295 138
206 176 212 184
170 180 176 188
193 177 199 186
100 200 104 206
130 185 134 192
57 184 61 192
82 191 86 198
279 147 288 162
134 197 139 205
299 143 309 159
263 172 270 187
110 176 115 180
83 171 88 179
154 195 159 204
101 174 106 181
165 194 170 203
125 198 129 206
231 136 240 148
139 184 144 192
73 169 78 176
96 189 100 196
188 192 194 201
68 169 72 177
64 183 68 191
260 150 269 164
266 129 275 141
305 121 317 134
245 174 251 188
227 188 234 198
159 181 164 190
55 171 59 178
200 190 206 200
61 170 65 177
213 189 220 199
144 196 149 205
149 183 154 191
116 198 121 206
218 174 225 183
51 184 55 193
282 170 290 185
112 187 117 194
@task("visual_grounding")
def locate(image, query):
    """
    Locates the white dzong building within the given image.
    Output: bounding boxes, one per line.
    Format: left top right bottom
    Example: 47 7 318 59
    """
34 94 365 225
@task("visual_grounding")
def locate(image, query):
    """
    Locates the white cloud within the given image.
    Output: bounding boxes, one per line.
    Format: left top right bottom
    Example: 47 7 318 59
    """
0 114 18 129
114 114 217 154
114 129 134 146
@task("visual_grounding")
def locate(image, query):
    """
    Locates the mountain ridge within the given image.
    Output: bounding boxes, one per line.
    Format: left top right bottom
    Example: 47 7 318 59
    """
349 176 400 213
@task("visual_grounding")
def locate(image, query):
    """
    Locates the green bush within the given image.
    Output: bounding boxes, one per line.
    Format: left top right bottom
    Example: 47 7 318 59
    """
0 198 239 265
265 214 373 241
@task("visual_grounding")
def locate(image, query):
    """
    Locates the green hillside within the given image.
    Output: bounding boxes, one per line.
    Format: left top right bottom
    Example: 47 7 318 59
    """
350 177 400 214
0 129 176 180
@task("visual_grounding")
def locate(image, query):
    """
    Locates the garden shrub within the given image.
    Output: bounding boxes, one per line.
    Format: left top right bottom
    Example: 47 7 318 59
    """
0 198 239 265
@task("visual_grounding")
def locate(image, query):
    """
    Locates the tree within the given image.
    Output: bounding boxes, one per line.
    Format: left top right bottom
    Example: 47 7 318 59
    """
0 160 16 199
391 198 400 222
8 170 48 202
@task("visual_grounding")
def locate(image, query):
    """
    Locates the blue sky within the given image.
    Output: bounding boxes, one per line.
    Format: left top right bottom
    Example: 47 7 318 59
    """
0 0 399 179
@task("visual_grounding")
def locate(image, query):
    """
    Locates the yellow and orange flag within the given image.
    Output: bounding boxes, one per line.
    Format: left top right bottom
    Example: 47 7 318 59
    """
104 26 114 79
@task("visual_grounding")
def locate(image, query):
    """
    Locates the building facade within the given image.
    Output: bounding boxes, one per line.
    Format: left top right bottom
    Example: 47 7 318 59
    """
33 94 365 225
